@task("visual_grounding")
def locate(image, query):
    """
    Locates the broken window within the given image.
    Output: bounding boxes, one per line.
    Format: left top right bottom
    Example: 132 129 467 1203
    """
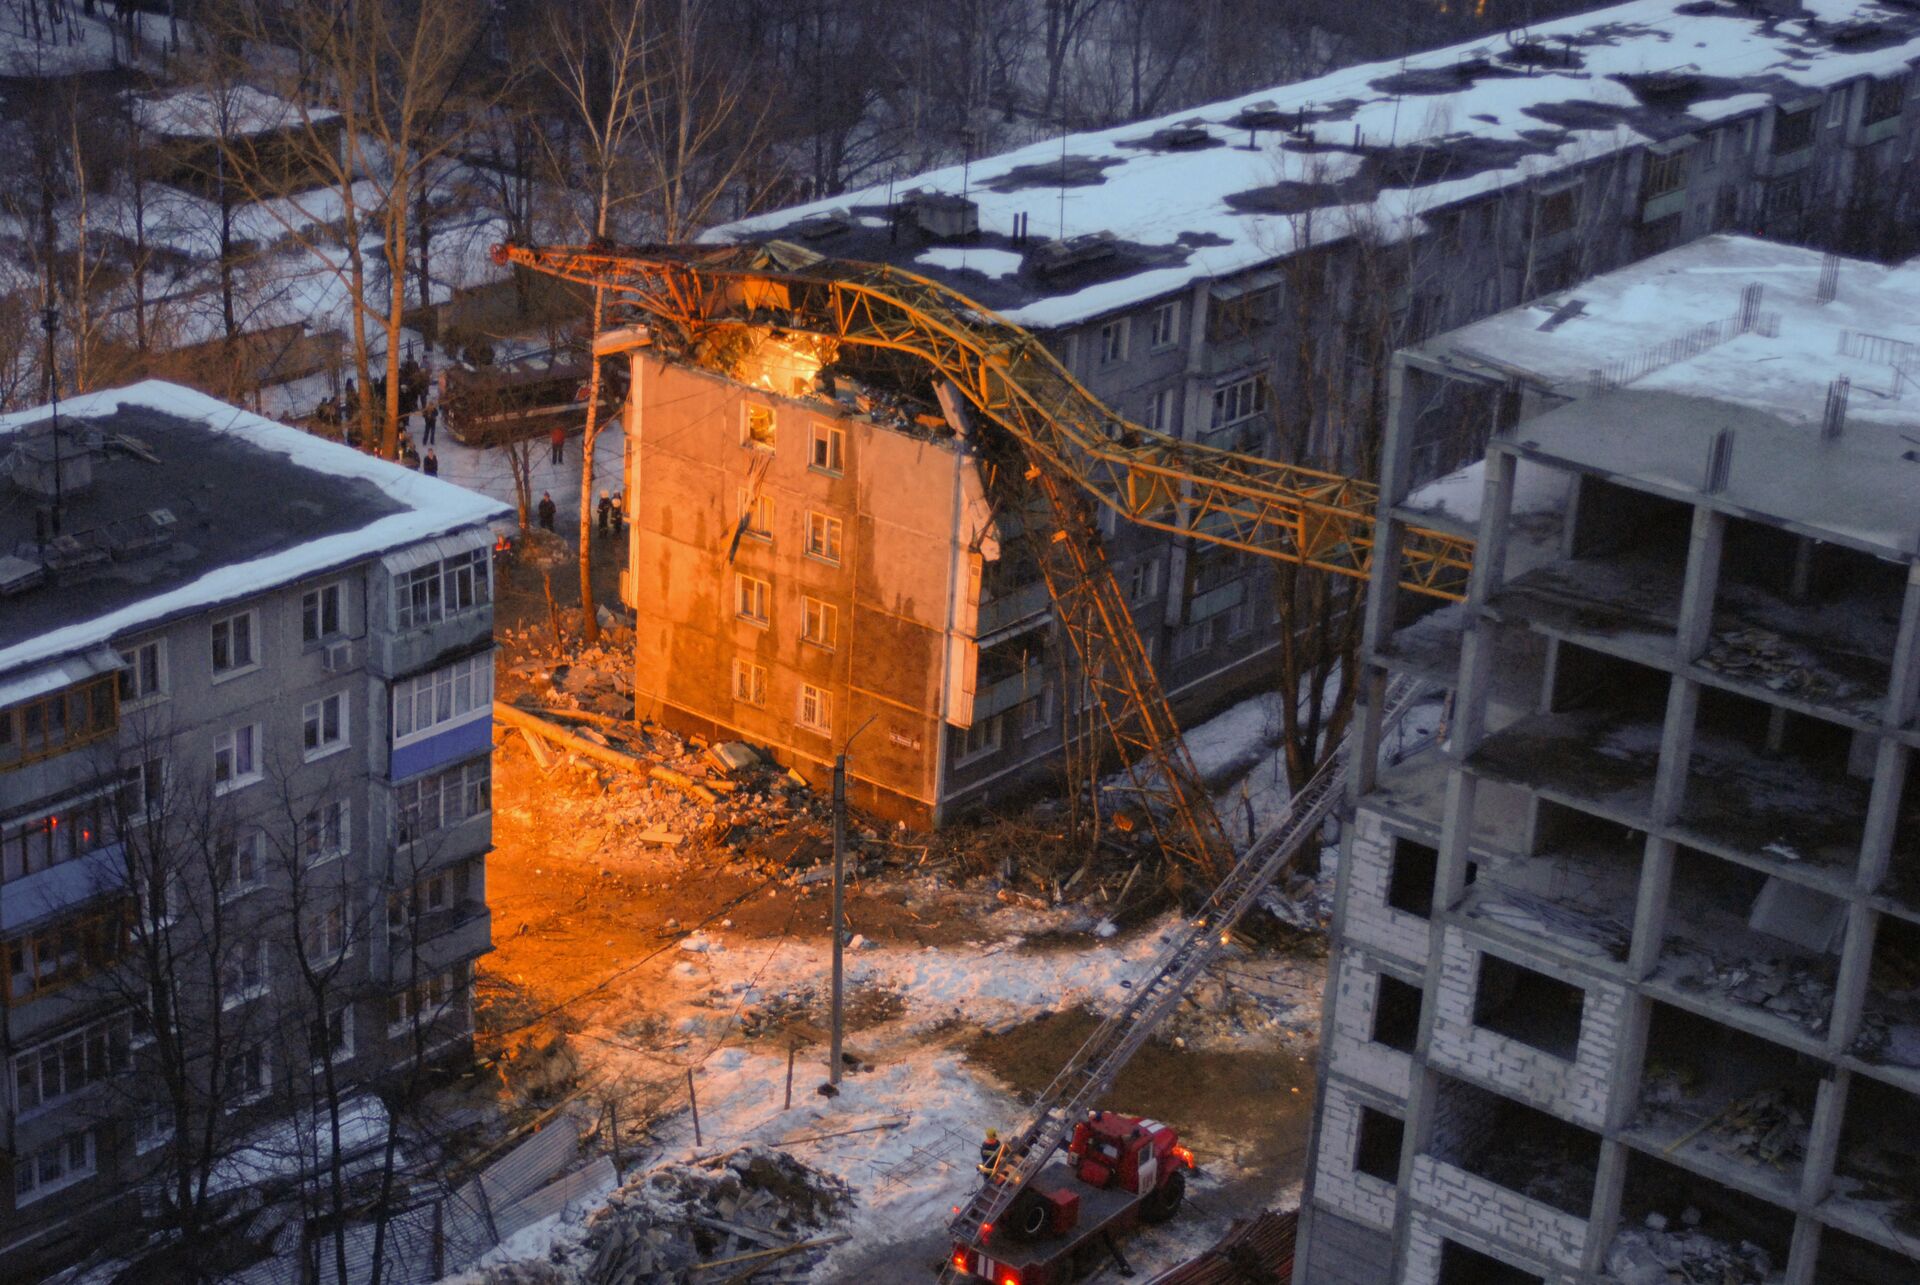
1354 1106 1405 1183
735 575 769 625
1385 835 1441 918
801 597 838 649
1371 974 1422 1053
1772 106 1815 154
732 660 766 706
804 512 843 564
1643 149 1688 199
743 404 776 451
1472 953 1584 1059
736 489 774 540
809 422 844 473
797 684 831 735
1531 186 1577 237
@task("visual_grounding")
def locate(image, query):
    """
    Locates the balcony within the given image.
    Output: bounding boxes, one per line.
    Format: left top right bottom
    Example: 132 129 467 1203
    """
1753 145 1812 179
976 578 1050 642
382 902 490 981
1 845 126 935
1640 187 1687 224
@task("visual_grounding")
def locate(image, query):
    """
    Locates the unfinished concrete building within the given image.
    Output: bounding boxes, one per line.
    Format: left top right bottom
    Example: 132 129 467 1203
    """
661 0 1920 820
1298 234 1920 1283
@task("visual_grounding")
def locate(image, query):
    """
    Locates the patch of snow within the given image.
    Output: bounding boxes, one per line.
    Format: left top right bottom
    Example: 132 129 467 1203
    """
915 247 1026 280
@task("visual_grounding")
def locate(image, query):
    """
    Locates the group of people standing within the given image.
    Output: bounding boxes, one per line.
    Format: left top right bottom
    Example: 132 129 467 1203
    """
535 488 625 535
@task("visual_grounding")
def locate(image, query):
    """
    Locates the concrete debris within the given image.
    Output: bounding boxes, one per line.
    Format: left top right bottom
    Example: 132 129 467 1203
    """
1668 947 1835 1033
581 1147 850 1285
1701 627 1848 700
638 827 686 848
708 741 761 772
1605 1224 1771 1285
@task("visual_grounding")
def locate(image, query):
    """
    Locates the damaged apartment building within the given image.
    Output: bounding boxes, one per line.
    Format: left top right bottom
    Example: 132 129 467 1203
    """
0 383 508 1273
614 0 1920 823
1298 234 1920 1283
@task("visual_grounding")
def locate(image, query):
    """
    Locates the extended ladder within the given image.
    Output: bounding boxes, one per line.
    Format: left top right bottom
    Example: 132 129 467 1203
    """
947 675 1429 1255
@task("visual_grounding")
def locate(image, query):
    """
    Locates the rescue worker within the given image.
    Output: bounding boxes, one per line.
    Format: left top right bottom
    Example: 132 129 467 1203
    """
611 490 625 534
979 1128 1004 1178
538 491 556 531
597 489 613 537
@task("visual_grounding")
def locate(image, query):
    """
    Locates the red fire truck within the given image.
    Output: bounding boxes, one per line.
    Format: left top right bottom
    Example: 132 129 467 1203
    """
950 1112 1195 1285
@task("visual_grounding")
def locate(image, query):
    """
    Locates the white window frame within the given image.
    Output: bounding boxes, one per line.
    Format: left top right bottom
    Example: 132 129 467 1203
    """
222 940 270 1009
809 421 845 474
132 1104 174 1155
220 829 264 900
735 489 774 541
803 512 843 565
1098 317 1130 365
391 548 491 630
1149 300 1181 350
213 723 263 795
743 403 776 451
732 659 767 706
1144 387 1179 435
955 713 1004 766
11 1015 132 1118
117 638 167 707
735 575 770 626
1210 376 1269 431
1020 688 1054 738
391 655 492 746
1127 558 1162 604
224 1042 271 1107
1826 88 1848 128
798 683 832 736
304 900 349 963
801 596 838 650
301 798 350 866
1702 129 1723 169
13 1130 96 1205
386 968 459 1036
302 691 348 760
210 610 259 680
311 1005 355 1068
393 759 490 846
302 582 345 645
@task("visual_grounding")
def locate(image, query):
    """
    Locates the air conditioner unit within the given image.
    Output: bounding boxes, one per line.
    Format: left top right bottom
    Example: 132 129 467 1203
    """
322 641 352 672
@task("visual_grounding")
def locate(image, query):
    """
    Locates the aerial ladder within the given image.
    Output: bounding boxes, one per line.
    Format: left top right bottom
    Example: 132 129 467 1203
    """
494 239 1471 1268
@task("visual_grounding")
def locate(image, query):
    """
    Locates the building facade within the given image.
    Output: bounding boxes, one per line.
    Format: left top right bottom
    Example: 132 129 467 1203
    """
0 382 508 1274
680 0 1920 820
1298 237 1920 1283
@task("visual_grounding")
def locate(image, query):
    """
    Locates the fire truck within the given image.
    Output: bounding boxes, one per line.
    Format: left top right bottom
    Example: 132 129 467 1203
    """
951 1112 1194 1285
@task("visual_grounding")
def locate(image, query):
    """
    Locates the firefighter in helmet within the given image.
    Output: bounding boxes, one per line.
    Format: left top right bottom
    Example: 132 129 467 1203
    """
979 1128 1005 1179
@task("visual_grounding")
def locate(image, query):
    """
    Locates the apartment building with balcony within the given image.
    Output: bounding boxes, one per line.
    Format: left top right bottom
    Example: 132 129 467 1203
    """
0 382 508 1274
1297 236 1920 1282
688 0 1920 817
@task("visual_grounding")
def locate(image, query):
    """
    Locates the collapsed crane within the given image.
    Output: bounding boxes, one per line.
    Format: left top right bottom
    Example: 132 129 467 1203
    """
493 238 1470 1272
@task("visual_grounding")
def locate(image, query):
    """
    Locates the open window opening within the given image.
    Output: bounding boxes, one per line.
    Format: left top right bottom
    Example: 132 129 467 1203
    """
1371 973 1423 1054
1813 1222 1920 1284
1830 1071 1920 1232
1472 952 1585 1060
1854 913 1920 1073
1680 686 1870 871
1882 751 1919 912
1354 1105 1405 1183
1657 843 1839 1040
1466 799 1641 961
1428 1074 1600 1217
1615 1149 1791 1284
1438 1238 1543 1285
1386 834 1441 918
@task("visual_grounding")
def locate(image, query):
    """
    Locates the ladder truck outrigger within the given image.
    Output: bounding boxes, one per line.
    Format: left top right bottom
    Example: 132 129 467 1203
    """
493 238 1471 1283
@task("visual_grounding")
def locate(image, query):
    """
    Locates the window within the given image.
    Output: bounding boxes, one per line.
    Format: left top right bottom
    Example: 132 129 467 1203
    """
2 794 115 885
810 422 845 473
1171 620 1213 662
1473 953 1585 1059
302 583 344 643
219 829 264 898
12 1016 131 1116
802 597 838 649
389 871 452 928
1019 689 1053 737
0 676 118 767
1143 387 1178 435
1207 284 1280 340
4 910 125 1001
1826 89 1848 128
1098 317 1129 365
386 967 460 1034
303 901 348 962
1738 116 1756 154
1642 148 1687 198
117 639 166 705
391 654 492 742
302 692 347 759
14 1130 96 1205
743 404 776 450
211 610 257 677
1702 129 1723 169
1866 76 1905 125
132 1105 174 1155
301 798 349 864
732 660 766 706
735 575 770 625
1372 974 1422 1053
1354 1107 1405 1183
955 714 1003 765
1127 558 1161 604
1533 187 1577 236
1773 106 1815 154
804 512 843 564
213 723 262 793
394 759 490 844
735 489 774 541
1385 835 1440 918
798 683 832 735
222 939 269 1008
392 548 491 629
224 1042 271 1104
311 1006 354 1066
1209 376 1268 431
1149 300 1181 349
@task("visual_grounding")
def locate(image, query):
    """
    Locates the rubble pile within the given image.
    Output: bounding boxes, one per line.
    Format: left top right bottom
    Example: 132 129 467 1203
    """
1668 948 1835 1033
1701 627 1850 701
581 1147 851 1285
1606 1214 1772 1285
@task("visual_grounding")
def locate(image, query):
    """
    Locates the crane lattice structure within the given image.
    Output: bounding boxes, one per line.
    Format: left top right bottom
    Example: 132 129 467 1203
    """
495 239 1470 1263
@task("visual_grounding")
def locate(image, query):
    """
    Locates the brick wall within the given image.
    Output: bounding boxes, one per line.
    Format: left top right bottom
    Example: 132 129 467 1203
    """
1426 927 1624 1129
1328 951 1415 1100
1342 809 1434 965
1409 1155 1589 1270
1301 1205 1396 1285
1311 1081 1401 1232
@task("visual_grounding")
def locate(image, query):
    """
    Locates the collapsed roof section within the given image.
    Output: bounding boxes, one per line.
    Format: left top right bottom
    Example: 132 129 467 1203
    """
707 0 1920 329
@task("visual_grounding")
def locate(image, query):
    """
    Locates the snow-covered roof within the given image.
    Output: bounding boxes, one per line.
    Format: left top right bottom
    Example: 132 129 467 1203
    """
707 0 1920 329
0 381 509 677
1409 235 1920 558
132 85 337 139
